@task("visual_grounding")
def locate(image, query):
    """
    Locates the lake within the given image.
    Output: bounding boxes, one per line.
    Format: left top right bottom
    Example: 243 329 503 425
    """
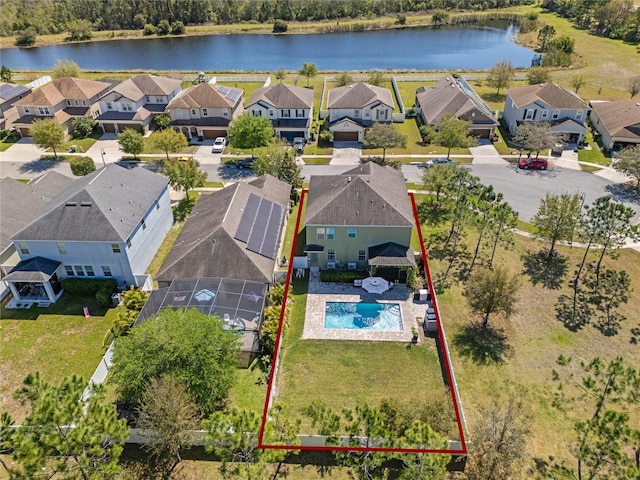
1 23 535 71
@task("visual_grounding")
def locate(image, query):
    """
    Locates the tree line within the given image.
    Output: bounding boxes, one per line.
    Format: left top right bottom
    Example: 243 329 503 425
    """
1 0 532 37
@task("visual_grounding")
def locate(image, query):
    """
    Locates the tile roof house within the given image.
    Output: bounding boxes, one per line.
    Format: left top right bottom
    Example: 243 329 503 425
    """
12 77 112 137
416 75 498 139
502 83 590 144
326 82 395 142
165 82 244 140
0 82 32 130
156 175 291 286
96 74 182 134
246 83 314 141
589 99 640 150
3 164 172 306
0 172 73 300
304 162 415 279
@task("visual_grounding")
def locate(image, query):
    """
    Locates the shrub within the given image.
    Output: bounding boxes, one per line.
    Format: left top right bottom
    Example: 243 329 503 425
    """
320 270 368 283
273 19 288 33
143 24 156 36
396 14 407 25
259 305 283 355
122 286 148 311
71 117 97 139
95 288 111 307
267 283 286 307
63 278 117 294
170 21 185 35
70 156 96 176
156 20 170 36
0 129 8 140
15 30 36 47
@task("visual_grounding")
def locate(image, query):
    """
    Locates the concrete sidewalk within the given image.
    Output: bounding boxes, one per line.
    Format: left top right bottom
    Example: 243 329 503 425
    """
469 140 508 165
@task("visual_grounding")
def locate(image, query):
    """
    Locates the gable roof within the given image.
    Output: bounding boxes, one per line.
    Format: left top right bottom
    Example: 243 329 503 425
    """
0 83 31 103
107 74 182 102
327 82 394 110
507 83 588 110
416 75 497 126
156 175 291 284
305 162 414 227
246 83 314 110
12 164 168 243
0 172 74 250
14 77 111 107
166 83 243 109
590 100 640 140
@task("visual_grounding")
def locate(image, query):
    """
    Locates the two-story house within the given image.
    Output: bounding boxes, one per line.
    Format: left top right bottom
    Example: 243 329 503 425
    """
0 82 32 130
12 77 112 137
304 162 415 282
589 99 640 150
165 82 244 140
3 164 172 306
245 83 314 142
416 75 498 139
96 74 182 134
326 82 395 142
502 83 590 144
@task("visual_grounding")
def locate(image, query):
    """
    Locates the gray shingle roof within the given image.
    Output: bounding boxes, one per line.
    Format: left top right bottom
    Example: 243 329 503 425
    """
0 172 73 250
416 75 497 126
156 175 291 284
247 83 314 109
109 74 181 102
0 83 31 103
305 162 414 227
327 82 394 110
12 164 168 242
590 100 640 140
3 257 62 282
167 83 243 109
508 83 588 110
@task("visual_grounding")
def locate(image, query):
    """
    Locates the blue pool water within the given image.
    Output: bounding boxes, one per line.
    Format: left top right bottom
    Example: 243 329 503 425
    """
325 302 403 331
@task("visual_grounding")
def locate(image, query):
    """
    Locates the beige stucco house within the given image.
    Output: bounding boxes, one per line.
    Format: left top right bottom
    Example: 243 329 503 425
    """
589 99 640 150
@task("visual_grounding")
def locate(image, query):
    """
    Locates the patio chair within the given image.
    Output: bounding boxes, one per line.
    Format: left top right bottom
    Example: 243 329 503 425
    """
354 279 362 287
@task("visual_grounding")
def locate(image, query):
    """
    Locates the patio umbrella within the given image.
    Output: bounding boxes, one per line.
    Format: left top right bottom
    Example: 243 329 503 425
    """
361 276 390 294
194 289 215 302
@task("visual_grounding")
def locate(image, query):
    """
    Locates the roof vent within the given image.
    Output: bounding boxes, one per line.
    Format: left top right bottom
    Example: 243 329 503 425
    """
81 202 92 207
65 202 77 207
347 176 352 183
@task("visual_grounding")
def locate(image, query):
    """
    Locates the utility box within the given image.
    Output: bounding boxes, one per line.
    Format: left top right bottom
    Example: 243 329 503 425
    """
424 317 437 334
111 293 121 307
415 289 430 302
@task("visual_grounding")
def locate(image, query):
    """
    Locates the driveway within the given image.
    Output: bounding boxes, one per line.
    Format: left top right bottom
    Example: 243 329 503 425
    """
470 139 508 165
331 141 361 165
85 133 120 165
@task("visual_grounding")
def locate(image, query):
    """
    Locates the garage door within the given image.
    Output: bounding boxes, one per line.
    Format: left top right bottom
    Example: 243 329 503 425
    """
333 131 358 141
203 129 226 139
281 131 304 142
102 123 116 133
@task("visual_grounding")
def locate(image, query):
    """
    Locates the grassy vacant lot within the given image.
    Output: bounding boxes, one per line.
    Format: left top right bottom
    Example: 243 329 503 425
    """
423 224 640 476
0 294 117 422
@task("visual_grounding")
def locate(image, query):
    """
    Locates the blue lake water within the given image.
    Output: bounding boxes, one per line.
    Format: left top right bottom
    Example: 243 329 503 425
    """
325 302 403 331
1 23 535 71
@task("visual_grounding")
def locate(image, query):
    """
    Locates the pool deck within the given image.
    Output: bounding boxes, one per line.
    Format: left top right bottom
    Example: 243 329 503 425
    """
303 271 430 342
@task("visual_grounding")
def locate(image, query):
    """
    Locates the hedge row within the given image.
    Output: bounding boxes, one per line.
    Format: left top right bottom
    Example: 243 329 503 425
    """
320 270 369 283
62 278 117 307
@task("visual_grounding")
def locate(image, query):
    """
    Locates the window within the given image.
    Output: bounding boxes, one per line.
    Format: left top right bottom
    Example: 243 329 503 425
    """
156 97 162 102
18 242 29 254
376 109 388 120
141 219 146 230
328 249 336 261
525 109 534 120
146 96 150 102
252 109 261 116
348 228 356 238
106 101 112 110
56 242 67 254
123 103 132 111
223 110 228 117
74 266 85 276
111 243 121 253
38 106 50 115
282 109 291 118
176 109 183 119
296 109 305 118
75 100 79 106
269 110 274 117
64 265 74 276
354 110 360 118
541 110 548 119
576 110 583 120
202 108 208 117
66 100 71 106
85 266 95 276
102 266 112 276
82 100 86 106
23 107 30 113
552 109 560 119
191 108 197 116
126 239 132 249
317 228 325 240
358 250 366 261
327 228 335 240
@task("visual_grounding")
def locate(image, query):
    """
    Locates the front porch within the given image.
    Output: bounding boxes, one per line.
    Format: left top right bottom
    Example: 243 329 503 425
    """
3 257 64 308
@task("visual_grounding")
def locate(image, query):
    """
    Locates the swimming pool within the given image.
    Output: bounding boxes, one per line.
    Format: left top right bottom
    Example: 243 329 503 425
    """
324 302 403 331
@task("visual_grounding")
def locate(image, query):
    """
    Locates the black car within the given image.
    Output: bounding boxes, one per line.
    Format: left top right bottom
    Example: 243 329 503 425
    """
236 157 255 169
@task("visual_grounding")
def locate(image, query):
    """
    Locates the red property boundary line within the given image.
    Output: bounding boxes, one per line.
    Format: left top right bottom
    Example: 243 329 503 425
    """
258 190 467 455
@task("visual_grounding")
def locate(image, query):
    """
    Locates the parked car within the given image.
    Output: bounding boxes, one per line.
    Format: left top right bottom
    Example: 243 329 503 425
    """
551 144 563 157
421 157 454 168
212 137 226 153
236 157 255 169
293 137 305 154
518 157 548 170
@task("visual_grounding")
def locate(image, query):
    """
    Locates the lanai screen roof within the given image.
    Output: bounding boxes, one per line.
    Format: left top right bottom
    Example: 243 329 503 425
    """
136 277 267 329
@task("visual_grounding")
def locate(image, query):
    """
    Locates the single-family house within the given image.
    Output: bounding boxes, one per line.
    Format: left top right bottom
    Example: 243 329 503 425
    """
3 164 172 306
245 83 314 142
165 82 244 140
96 74 182 134
0 82 32 130
326 82 394 142
0 172 73 300
415 75 498 138
156 175 291 286
502 83 590 144
12 77 112 137
589 99 640 150
304 162 415 281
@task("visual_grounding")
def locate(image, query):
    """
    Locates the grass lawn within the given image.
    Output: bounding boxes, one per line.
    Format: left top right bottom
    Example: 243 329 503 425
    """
579 163 603 173
516 219 536 234
0 136 19 152
0 294 118 422
60 131 102 153
227 362 268 414
302 156 332 165
142 132 198 155
577 131 611 166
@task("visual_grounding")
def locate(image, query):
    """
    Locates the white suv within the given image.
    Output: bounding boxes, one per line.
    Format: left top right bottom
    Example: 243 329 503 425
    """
212 137 226 153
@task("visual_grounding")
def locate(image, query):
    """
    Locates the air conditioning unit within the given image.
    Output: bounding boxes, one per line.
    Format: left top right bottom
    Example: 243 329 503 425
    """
347 262 357 270
327 261 336 270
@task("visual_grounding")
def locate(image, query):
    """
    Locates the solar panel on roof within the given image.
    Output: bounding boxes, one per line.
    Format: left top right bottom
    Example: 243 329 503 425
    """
246 200 284 260
234 193 261 243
